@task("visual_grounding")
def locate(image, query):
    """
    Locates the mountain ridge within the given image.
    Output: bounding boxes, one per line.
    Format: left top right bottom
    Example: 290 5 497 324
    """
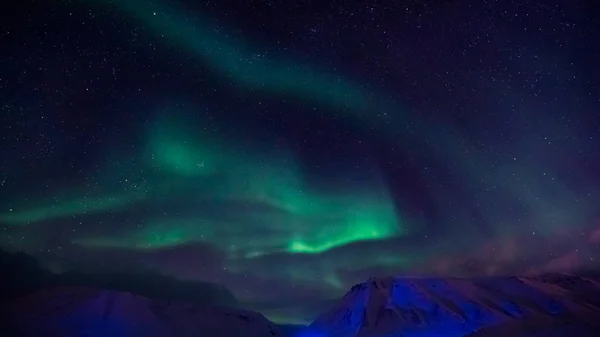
3 262 600 336
308 273 600 337
0 285 283 337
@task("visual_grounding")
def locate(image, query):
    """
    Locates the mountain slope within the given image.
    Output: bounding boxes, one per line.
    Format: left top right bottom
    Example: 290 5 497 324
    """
307 274 600 337
0 286 282 337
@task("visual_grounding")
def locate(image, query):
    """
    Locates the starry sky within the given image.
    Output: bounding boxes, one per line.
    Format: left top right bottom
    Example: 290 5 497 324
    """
1 0 600 325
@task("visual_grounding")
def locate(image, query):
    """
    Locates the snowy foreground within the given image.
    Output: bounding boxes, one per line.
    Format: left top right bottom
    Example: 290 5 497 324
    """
2 273 600 337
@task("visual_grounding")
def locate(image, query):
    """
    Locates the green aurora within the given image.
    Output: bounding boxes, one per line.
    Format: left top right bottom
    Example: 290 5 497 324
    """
3 0 596 326
81 0 379 115
2 0 587 278
1 112 405 257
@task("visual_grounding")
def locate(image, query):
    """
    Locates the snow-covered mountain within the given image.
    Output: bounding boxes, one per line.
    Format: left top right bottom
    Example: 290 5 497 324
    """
3 274 600 337
306 274 600 337
0 286 283 337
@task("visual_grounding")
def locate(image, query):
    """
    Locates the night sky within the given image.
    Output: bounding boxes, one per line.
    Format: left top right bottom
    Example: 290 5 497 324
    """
1 0 600 324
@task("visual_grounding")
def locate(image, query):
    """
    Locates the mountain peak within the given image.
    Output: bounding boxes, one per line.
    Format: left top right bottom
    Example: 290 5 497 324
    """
308 274 600 337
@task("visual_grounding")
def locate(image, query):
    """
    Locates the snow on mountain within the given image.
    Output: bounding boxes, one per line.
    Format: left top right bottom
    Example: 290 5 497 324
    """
305 274 600 337
0 286 283 337
2 274 600 337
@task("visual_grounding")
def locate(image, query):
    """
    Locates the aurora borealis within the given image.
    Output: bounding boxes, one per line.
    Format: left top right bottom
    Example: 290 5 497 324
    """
1 0 600 325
